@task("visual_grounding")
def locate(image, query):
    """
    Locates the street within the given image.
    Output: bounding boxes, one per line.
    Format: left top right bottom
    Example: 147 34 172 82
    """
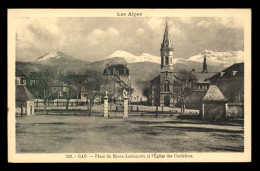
16 115 244 153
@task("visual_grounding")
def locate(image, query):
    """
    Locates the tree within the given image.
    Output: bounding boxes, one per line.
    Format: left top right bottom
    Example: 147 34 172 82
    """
83 70 106 114
177 70 195 113
142 86 151 105
150 76 166 114
61 73 78 111
37 68 57 113
179 87 194 113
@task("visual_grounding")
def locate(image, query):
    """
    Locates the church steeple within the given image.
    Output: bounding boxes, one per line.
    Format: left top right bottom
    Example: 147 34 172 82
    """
201 54 208 73
161 21 173 50
160 21 174 70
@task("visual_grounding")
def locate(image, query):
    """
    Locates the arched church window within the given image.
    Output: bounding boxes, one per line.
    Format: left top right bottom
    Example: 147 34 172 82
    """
164 81 170 92
165 56 169 65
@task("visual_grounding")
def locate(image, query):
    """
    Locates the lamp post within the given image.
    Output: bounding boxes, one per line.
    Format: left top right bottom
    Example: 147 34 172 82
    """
128 75 131 106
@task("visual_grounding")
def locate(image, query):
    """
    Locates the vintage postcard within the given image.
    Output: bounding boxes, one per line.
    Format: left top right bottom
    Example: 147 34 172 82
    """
8 9 251 163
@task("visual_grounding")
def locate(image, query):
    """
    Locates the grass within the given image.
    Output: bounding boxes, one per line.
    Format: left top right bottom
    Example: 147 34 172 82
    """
16 115 244 153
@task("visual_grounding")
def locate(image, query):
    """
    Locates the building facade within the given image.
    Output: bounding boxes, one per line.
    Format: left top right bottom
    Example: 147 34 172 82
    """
103 64 130 102
150 22 183 107
16 73 27 86
207 63 244 117
150 22 217 107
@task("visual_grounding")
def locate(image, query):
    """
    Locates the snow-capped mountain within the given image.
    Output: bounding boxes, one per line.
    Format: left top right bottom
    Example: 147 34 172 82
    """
36 51 78 62
34 51 88 66
187 50 244 67
30 49 243 74
36 51 70 61
105 50 160 64
105 50 186 64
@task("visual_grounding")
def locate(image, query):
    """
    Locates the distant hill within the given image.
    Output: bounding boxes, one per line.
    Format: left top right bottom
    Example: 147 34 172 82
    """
16 50 230 97
80 57 128 73
105 50 161 64
16 61 45 76
187 50 244 68
33 51 89 73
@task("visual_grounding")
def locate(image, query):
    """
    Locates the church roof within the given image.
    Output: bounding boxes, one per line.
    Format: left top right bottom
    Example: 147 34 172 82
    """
161 22 173 49
202 85 228 102
150 75 160 84
193 72 217 83
16 85 35 102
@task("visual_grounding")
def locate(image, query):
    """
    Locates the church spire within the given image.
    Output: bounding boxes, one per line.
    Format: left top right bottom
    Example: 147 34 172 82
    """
160 21 174 70
201 54 208 73
161 21 173 50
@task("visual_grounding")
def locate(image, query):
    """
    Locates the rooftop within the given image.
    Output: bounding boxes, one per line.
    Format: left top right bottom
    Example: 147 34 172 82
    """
207 63 244 81
202 85 228 102
16 85 35 102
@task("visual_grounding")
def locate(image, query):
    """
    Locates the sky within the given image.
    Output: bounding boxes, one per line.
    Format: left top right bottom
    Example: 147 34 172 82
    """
15 17 244 62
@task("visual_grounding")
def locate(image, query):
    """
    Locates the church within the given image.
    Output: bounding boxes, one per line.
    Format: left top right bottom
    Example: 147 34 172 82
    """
150 22 216 107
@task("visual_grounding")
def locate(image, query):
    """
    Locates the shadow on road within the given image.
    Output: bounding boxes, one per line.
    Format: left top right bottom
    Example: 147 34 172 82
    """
154 125 244 133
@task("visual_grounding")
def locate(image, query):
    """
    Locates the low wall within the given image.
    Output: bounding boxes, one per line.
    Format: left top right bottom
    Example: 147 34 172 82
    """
227 104 243 118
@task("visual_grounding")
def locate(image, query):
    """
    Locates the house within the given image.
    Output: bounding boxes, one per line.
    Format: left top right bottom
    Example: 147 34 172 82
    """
15 73 27 86
50 80 70 99
189 69 217 90
63 74 88 100
103 64 130 102
206 63 244 117
16 85 35 116
103 64 129 76
201 85 228 119
184 67 217 109
26 72 40 86
150 22 217 107
80 86 88 100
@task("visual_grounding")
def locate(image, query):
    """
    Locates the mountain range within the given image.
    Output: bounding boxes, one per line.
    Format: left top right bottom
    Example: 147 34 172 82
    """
17 50 244 96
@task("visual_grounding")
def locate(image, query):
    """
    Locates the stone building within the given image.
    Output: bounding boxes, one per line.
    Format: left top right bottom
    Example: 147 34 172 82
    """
16 85 35 116
103 64 130 102
15 73 27 86
150 22 183 107
206 63 244 117
150 22 216 107
201 85 229 119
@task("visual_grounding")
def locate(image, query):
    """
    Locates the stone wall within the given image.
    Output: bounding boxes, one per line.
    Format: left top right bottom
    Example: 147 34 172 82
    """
227 105 243 118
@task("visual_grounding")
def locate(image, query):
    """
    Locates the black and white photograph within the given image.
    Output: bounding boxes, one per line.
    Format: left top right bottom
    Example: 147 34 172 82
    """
8 9 251 162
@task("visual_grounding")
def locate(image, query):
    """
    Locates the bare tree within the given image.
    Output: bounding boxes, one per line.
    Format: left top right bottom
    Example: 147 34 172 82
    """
177 70 195 114
151 75 167 114
61 73 78 111
38 68 57 113
142 86 151 105
83 70 106 114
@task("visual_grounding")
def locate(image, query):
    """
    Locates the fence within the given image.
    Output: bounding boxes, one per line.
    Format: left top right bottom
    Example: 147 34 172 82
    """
34 100 87 107
32 99 199 117
34 100 105 115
